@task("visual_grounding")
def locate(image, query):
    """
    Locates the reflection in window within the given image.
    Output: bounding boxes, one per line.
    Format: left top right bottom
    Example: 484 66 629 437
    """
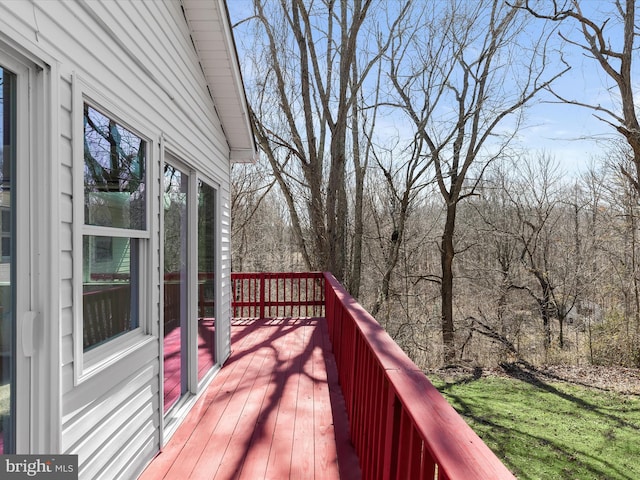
94 236 113 262
197 180 216 380
1 209 9 260
82 103 146 351
163 164 188 412
82 236 139 350
0 66 16 453
83 105 146 229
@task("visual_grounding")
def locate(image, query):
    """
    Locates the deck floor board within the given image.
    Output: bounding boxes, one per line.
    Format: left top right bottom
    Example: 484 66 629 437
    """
140 318 360 480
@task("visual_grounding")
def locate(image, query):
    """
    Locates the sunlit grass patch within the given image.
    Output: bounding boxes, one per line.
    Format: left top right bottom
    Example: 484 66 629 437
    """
430 373 640 480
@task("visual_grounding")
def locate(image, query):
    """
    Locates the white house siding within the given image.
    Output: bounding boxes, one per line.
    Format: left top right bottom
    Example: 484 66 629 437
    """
0 0 236 478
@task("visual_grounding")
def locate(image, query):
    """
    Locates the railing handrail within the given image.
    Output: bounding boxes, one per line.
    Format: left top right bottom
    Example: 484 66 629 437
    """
323 272 515 480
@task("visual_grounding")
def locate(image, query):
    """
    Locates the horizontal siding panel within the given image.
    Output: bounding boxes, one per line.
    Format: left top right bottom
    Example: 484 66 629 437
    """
110 434 158 480
59 137 72 168
98 422 158 480
60 281 73 309
73 388 157 465
63 356 158 449
59 161 72 191
60 76 73 109
0 2 37 35
129 1 207 89
59 77 73 143
60 306 73 337
60 253 72 282
61 335 73 366
59 191 73 224
58 108 72 143
85 0 222 141
61 363 74 395
76 379 159 479
97 0 212 115
59 223 72 256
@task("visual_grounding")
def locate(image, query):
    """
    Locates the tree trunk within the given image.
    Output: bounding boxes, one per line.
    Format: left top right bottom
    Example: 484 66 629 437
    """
348 60 365 297
441 201 457 364
349 157 365 296
326 139 347 280
538 276 553 350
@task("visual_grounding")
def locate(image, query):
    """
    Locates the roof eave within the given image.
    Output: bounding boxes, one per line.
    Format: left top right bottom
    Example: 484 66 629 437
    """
182 0 257 163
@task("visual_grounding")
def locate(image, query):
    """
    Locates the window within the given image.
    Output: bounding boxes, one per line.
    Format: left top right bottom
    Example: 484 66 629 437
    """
0 63 16 454
82 104 146 351
197 180 216 379
163 163 188 412
161 161 221 420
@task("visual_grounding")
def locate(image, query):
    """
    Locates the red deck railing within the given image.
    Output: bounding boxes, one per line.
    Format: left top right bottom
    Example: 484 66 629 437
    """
230 271 515 480
231 271 325 318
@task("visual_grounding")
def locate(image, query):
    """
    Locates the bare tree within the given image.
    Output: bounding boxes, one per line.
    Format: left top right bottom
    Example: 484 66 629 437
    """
509 155 568 351
234 0 403 286
520 0 640 194
463 163 524 360
599 145 640 363
368 136 434 316
230 162 278 271
386 0 566 363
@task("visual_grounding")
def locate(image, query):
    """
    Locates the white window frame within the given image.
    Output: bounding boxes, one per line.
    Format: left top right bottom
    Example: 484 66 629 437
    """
0 45 34 455
158 148 224 442
72 75 156 384
195 172 222 386
0 27 65 452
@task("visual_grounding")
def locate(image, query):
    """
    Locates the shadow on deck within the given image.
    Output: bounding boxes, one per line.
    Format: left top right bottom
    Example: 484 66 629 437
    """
142 271 515 480
140 317 361 479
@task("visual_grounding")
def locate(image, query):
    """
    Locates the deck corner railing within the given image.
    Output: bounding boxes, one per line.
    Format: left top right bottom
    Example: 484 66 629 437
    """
230 271 515 479
323 272 516 480
231 271 325 318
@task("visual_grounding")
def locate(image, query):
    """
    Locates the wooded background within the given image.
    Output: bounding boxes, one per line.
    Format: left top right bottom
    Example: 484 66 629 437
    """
229 0 640 369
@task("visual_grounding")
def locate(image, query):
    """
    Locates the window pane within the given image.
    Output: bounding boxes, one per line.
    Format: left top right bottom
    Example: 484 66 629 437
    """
197 180 216 380
83 235 139 350
0 66 15 454
163 164 188 412
84 105 146 229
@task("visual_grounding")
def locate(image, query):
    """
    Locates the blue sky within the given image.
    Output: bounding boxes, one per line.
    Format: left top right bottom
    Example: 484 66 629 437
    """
228 0 637 178
514 0 635 176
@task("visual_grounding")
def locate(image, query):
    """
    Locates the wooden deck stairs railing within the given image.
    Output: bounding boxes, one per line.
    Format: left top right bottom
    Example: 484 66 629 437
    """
231 271 515 480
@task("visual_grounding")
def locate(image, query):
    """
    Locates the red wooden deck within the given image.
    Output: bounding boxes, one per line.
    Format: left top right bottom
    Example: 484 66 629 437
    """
140 317 361 480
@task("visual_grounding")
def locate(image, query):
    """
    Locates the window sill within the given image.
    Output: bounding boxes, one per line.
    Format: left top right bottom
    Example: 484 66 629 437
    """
76 330 155 385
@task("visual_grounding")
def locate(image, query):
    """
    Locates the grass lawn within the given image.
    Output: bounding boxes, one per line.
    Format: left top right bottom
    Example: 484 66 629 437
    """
430 370 640 480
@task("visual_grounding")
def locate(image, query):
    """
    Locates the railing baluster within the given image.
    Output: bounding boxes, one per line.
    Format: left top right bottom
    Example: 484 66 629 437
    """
382 387 400 480
259 273 265 319
396 409 411 479
352 333 363 462
304 275 308 317
373 367 385 480
362 346 374 479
